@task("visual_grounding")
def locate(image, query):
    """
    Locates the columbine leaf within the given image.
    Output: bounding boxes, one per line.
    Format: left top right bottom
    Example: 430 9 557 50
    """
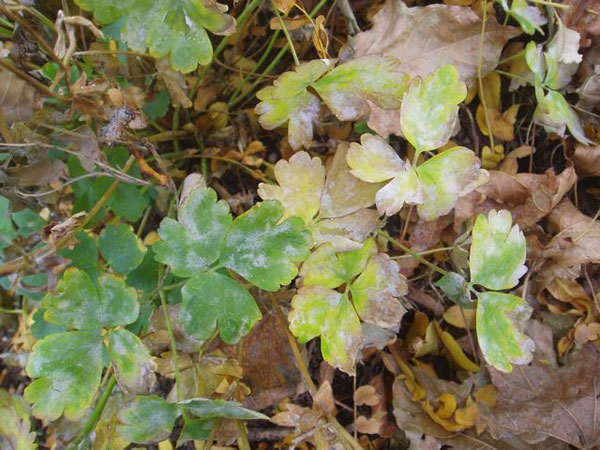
0 389 37 450
289 286 362 375
257 151 325 224
117 395 179 444
25 331 103 421
99 223 146 274
179 398 269 420
42 268 138 330
220 200 311 291
75 0 235 73
107 328 156 394
400 65 467 154
180 271 262 343
154 186 232 278
415 146 488 221
350 254 407 331
435 272 473 308
311 209 382 252
544 22 581 90
470 210 527 291
476 291 534 372
312 55 409 121
255 60 329 150
499 0 547 35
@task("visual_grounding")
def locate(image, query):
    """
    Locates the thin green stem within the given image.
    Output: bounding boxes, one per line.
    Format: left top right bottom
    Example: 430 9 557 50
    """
273 4 299 66
494 69 532 85
378 230 448 276
390 246 455 259
528 0 570 8
66 375 117 450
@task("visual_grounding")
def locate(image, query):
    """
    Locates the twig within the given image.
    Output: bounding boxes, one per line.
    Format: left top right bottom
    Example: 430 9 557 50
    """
378 230 448 276
0 58 69 102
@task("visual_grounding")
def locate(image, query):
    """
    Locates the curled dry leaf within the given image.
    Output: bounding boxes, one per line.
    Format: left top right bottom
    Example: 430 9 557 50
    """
572 144 600 178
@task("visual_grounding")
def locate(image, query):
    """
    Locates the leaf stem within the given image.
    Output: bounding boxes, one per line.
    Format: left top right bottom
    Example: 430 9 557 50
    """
528 0 571 8
378 230 448 276
158 271 183 402
66 374 117 450
477 0 495 151
272 4 300 66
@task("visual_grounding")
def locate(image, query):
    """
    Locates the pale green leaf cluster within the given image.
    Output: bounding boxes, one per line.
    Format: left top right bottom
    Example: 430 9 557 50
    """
258 148 382 251
525 23 592 145
288 239 408 374
498 0 547 35
0 389 37 450
469 210 534 372
255 55 410 149
74 0 236 73
154 183 311 343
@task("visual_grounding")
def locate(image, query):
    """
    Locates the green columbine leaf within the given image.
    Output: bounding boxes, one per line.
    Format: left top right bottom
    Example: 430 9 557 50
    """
59 231 100 279
220 200 311 291
11 208 46 237
117 395 179 444
180 417 215 442
289 286 363 375
179 398 269 421
99 223 146 274
180 271 262 343
0 389 37 450
107 328 156 394
154 186 232 278
350 254 407 331
435 272 473 308
470 210 527 291
42 267 139 330
25 331 103 421
499 0 546 35
476 291 534 372
257 151 325 224
400 65 467 154
312 55 409 121
255 60 329 150
75 0 235 73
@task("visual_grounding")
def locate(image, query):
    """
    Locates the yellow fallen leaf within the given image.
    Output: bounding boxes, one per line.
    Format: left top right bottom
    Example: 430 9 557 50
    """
475 384 497 407
422 400 467 431
482 144 505 170
433 321 480 372
158 440 173 450
454 397 478 427
435 393 457 419
413 322 440 358
478 72 501 110
498 145 533 175
477 105 519 141
443 305 476 329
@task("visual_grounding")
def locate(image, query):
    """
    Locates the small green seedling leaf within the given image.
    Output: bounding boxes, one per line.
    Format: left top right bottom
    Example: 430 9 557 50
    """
99 223 146 274
289 286 363 375
107 328 156 394
42 267 139 330
25 331 103 421
117 395 179 444
400 65 467 154
180 271 262 343
470 210 527 291
0 389 37 450
499 0 546 35
476 291 534 372
350 254 407 331
179 398 269 420
220 200 311 291
435 272 473 308
154 186 232 278
312 55 409 121
11 208 46 237
257 151 325 224
255 60 329 150
75 0 236 73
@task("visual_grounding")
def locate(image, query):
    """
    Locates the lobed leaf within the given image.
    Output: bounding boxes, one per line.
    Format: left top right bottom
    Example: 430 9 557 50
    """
99 223 146 274
499 0 547 35
0 389 37 450
117 395 179 443
25 331 103 421
153 186 232 278
476 291 534 372
310 209 382 252
289 286 363 375
255 60 329 150
400 65 467 154
312 55 409 121
220 200 311 291
42 268 139 330
470 210 527 290
435 272 473 308
180 271 262 344
179 398 269 420
107 328 156 394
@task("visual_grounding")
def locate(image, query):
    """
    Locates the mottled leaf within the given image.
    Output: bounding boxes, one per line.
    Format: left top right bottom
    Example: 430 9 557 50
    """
154 186 232 278
400 65 467 154
0 389 37 450
476 292 534 372
107 328 156 394
499 0 547 35
312 55 409 121
180 271 262 344
42 268 139 330
289 286 363 374
179 398 269 420
255 60 329 150
544 22 581 90
220 200 311 291
257 151 325 224
99 223 146 274
350 254 408 331
470 210 527 290
117 395 179 444
25 331 103 421
435 272 473 308
310 209 382 252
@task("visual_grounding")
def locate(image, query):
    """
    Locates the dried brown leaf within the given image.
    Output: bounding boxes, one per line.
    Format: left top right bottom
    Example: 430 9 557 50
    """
572 144 600 178
0 69 35 123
